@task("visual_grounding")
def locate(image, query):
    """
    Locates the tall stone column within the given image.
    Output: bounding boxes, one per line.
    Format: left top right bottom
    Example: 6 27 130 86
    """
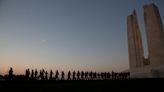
127 10 144 69
144 3 164 66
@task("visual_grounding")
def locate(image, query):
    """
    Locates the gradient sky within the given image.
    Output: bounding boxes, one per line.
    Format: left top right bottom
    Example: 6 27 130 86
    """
0 0 164 75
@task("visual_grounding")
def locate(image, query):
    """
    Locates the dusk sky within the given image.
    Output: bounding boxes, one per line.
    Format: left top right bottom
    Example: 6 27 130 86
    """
0 0 164 75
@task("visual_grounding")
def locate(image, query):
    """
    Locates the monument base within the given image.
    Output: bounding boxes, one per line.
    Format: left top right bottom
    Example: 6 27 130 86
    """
130 65 164 78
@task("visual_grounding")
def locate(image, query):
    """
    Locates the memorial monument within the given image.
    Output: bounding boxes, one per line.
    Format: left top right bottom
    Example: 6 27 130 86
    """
127 3 164 78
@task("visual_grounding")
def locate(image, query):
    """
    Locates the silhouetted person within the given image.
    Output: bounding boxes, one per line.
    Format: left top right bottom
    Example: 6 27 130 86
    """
25 68 30 80
81 71 84 80
77 71 80 80
41 69 45 80
45 71 48 80
89 71 93 80
122 72 129 79
115 72 118 79
8 67 13 80
61 71 65 80
100 72 104 80
107 72 111 79
120 72 123 79
55 70 59 80
85 72 88 80
31 69 34 80
127 72 130 78
104 72 107 80
97 72 100 80
34 69 38 80
112 71 115 79
112 71 116 79
49 69 54 80
93 72 97 80
119 72 123 79
72 71 76 80
0 75 4 80
39 70 42 80
124 72 127 79
67 71 71 80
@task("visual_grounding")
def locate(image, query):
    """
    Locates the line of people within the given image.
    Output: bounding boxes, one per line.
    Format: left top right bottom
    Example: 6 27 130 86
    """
1 67 130 81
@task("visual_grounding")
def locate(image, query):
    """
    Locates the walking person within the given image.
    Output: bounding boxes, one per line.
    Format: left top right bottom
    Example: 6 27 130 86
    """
61 71 65 80
67 71 71 80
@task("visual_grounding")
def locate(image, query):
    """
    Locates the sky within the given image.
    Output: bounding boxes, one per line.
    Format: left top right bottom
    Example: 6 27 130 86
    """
0 0 164 75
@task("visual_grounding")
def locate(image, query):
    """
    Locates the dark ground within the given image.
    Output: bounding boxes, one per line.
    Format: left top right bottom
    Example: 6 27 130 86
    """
0 79 163 92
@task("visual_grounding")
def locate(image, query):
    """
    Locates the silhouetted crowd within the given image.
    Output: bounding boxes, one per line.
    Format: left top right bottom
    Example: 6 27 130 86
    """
0 67 130 81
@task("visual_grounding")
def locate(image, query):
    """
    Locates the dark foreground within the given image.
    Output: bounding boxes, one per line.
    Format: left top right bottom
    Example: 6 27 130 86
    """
0 79 163 92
